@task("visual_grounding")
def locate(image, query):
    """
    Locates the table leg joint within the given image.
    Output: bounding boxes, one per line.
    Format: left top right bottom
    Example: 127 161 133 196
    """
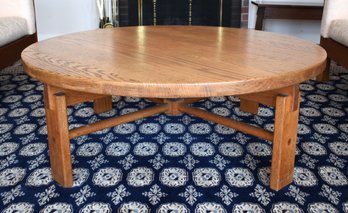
94 96 113 114
164 99 184 115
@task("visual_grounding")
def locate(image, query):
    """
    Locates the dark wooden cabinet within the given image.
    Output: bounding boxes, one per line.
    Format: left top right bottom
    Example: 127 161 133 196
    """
251 0 323 31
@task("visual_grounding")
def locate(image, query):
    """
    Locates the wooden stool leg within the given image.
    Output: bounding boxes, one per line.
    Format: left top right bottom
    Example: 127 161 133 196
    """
94 96 112 114
316 58 330 82
44 86 73 187
270 93 300 191
240 98 259 114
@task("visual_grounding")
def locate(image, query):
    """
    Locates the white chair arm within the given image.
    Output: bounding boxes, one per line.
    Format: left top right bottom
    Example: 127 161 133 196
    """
321 0 348 38
0 0 36 34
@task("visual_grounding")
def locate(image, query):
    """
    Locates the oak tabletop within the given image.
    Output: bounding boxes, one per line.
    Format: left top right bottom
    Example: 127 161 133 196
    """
22 26 326 98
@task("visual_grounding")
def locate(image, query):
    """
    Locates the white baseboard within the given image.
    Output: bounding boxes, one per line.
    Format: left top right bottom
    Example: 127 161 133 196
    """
38 33 65 41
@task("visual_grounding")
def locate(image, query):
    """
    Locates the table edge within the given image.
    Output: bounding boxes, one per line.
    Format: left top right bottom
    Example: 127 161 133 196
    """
22 57 327 98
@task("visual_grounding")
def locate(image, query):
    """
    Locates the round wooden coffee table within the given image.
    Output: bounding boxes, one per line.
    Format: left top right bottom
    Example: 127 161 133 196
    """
22 26 326 190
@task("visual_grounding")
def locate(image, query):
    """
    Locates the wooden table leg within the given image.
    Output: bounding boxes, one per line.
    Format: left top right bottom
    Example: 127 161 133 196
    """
240 98 259 114
94 95 113 114
316 58 330 82
44 85 73 187
255 7 265 30
270 92 300 190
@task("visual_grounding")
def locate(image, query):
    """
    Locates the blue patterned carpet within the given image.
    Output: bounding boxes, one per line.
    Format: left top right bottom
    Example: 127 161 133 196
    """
0 62 348 212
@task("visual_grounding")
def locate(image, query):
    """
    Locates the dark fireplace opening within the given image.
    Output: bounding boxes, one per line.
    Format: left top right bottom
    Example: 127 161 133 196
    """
119 0 241 27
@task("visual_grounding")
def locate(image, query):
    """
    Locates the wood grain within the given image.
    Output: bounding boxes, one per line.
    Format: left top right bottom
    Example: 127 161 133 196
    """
23 27 325 191
93 96 113 114
239 85 299 111
44 85 73 187
69 104 169 139
270 90 300 190
178 104 274 141
22 27 326 98
240 99 259 114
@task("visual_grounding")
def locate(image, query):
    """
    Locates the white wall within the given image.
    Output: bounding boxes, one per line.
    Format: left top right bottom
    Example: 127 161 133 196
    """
248 0 324 43
34 0 100 40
